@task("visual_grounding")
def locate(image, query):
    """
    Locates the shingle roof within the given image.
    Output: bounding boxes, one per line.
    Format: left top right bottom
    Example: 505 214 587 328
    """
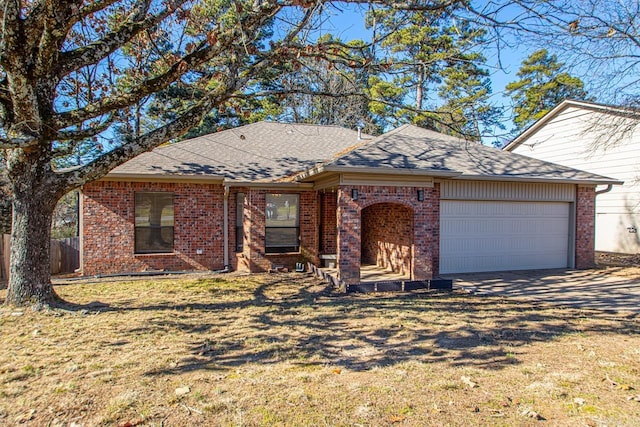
109 121 620 185
322 124 620 184
109 122 366 181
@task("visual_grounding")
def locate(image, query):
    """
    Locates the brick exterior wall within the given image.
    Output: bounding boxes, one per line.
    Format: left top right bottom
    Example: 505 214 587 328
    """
82 181 225 275
575 185 596 269
337 184 440 284
82 179 593 279
319 191 337 255
362 203 413 275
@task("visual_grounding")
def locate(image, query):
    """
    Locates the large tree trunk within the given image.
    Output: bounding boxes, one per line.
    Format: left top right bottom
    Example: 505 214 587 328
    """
5 183 60 307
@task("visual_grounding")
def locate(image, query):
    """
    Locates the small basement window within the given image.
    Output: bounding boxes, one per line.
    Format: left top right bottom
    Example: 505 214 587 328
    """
265 193 299 253
134 192 174 254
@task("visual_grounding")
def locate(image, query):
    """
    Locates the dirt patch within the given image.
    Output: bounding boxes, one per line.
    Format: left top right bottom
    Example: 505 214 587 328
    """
1 273 639 426
597 251 640 267
596 251 640 278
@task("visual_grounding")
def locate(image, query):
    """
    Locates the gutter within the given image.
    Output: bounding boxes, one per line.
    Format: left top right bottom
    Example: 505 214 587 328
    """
224 180 314 190
58 268 230 282
595 184 614 195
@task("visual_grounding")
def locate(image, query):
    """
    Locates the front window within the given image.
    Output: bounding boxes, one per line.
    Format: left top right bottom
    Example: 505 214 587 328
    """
265 193 299 253
135 192 174 254
235 193 244 252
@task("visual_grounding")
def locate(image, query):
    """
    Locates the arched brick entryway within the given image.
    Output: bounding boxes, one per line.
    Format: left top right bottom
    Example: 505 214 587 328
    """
361 203 413 277
336 184 440 284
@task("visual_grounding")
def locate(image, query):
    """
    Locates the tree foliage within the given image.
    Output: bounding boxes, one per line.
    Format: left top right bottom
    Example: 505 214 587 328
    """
0 0 636 306
364 8 501 139
506 49 588 131
268 36 382 134
475 0 638 107
0 0 479 306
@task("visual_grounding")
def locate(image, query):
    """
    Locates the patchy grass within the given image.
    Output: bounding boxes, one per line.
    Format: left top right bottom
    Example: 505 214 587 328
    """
1 273 639 426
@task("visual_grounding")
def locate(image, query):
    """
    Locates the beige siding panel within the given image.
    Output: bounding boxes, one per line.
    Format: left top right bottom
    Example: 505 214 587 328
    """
441 180 575 202
511 105 640 252
596 212 640 253
440 201 570 274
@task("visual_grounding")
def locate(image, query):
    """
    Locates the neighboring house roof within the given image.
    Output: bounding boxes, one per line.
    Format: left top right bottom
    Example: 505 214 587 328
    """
504 99 640 152
108 119 620 186
109 122 367 182
300 124 620 185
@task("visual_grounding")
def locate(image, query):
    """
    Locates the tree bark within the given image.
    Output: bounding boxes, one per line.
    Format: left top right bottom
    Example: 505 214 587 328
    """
5 184 60 306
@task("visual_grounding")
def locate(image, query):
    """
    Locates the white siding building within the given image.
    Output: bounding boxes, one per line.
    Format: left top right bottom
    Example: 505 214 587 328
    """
504 100 640 254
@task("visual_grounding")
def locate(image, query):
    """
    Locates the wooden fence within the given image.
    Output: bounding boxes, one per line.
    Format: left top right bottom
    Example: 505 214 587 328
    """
0 235 79 281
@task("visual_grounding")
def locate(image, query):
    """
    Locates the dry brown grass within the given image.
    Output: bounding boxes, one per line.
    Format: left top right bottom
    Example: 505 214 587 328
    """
1 273 639 426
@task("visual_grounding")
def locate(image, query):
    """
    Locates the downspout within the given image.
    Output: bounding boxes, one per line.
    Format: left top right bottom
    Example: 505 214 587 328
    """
76 187 84 274
595 184 613 195
223 184 230 269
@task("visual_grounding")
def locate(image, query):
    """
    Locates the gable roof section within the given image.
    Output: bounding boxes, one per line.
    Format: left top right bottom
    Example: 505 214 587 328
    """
299 124 620 185
504 99 640 152
108 122 366 182
108 120 620 186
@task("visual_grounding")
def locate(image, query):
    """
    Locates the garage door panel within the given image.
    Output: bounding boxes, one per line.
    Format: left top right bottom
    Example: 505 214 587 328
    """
440 201 570 274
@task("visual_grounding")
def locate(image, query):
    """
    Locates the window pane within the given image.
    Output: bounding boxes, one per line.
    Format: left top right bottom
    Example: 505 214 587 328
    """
236 193 244 223
236 193 244 252
265 227 299 248
265 194 299 227
135 193 174 227
265 194 300 253
135 227 174 253
135 192 174 254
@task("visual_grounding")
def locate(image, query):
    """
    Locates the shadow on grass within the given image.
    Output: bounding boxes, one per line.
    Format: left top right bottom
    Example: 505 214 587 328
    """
79 274 636 376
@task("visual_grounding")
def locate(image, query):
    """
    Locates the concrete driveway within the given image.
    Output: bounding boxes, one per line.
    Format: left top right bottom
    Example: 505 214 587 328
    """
443 268 640 314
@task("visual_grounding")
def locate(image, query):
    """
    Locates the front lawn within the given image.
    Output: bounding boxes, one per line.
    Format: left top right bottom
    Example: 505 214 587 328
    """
1 273 638 426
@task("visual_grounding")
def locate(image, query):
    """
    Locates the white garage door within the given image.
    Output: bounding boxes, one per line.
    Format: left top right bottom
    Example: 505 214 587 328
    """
440 201 570 274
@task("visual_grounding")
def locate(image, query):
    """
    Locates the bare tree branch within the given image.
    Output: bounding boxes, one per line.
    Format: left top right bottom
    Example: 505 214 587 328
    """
55 116 115 142
52 5 282 130
56 0 185 78
0 135 37 149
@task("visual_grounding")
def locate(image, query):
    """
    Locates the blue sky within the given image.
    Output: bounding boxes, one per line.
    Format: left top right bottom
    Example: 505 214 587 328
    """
307 3 536 142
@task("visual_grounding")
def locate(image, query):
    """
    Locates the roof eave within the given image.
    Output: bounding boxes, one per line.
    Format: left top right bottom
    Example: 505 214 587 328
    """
504 99 640 151
504 101 575 151
223 180 315 190
101 172 225 183
296 164 463 182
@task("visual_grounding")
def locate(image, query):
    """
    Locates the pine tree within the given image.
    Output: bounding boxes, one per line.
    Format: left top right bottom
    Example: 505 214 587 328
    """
506 49 588 131
365 9 499 137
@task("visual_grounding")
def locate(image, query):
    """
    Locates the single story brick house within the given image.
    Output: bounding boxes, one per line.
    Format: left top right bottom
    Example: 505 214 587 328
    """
80 122 620 284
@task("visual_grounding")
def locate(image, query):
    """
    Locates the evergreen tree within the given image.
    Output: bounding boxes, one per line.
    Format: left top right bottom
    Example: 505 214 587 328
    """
506 49 588 131
270 37 381 134
364 8 499 138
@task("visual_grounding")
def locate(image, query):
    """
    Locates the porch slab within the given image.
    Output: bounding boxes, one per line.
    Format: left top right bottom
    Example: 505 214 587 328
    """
360 264 410 283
